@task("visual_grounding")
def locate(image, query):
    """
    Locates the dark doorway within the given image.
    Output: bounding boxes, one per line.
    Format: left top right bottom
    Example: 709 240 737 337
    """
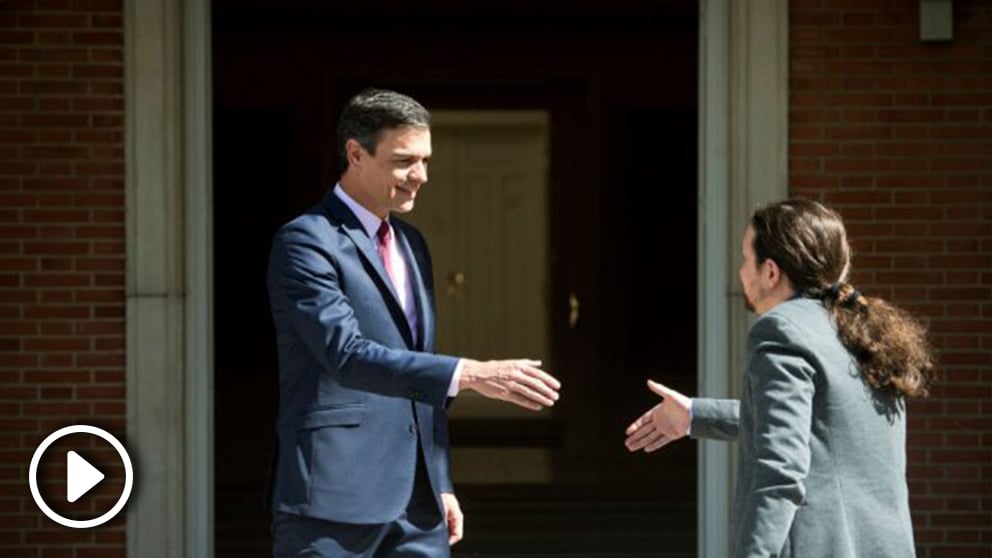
213 2 698 556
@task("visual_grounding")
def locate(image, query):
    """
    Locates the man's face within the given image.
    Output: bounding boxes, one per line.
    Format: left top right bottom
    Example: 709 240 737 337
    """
738 225 771 314
350 125 431 218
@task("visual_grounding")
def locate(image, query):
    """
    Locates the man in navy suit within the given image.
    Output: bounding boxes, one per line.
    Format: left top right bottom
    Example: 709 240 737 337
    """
266 88 562 557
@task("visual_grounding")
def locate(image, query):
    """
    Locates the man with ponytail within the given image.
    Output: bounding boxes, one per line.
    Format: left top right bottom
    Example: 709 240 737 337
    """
624 198 934 557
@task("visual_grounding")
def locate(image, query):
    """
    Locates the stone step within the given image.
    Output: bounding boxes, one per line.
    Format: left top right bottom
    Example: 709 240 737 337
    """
216 483 696 558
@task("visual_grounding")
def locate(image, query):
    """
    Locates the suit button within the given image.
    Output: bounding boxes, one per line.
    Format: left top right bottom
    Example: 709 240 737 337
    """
411 390 423 400
409 424 417 435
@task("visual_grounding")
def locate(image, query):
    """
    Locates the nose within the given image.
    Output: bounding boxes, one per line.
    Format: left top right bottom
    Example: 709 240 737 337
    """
409 160 427 183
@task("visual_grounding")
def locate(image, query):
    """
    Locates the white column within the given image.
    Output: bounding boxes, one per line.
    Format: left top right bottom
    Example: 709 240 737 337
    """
125 0 213 555
698 0 788 556
183 0 214 555
728 0 791 396
125 0 184 553
698 2 732 555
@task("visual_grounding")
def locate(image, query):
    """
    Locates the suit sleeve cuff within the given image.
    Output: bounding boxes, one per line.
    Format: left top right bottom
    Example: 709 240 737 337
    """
687 398 694 437
447 359 464 397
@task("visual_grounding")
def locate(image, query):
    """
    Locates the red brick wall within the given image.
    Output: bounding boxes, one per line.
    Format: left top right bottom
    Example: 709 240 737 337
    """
790 1 992 556
0 0 125 556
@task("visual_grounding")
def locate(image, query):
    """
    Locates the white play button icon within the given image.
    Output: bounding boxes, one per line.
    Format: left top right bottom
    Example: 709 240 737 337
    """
66 450 105 503
29 425 134 528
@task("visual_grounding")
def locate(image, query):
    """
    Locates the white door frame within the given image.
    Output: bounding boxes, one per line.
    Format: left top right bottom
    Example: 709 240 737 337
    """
698 1 788 556
124 0 212 556
123 1 786 556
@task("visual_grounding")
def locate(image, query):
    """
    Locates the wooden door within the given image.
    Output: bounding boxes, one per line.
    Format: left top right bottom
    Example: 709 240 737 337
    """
404 111 554 483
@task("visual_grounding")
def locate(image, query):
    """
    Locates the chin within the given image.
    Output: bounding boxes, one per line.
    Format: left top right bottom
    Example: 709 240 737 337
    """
743 298 756 313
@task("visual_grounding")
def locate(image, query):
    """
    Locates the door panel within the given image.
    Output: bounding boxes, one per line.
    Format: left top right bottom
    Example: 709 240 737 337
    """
408 112 552 422
405 111 554 483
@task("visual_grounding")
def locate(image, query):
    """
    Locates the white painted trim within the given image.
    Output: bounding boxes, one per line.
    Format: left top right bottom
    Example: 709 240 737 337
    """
698 2 732 556
727 0 791 398
698 0 788 556
125 0 186 554
125 0 214 555
183 0 214 556
730 0 791 248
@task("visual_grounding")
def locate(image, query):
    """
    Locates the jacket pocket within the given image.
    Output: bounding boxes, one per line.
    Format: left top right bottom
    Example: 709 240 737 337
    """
299 404 368 429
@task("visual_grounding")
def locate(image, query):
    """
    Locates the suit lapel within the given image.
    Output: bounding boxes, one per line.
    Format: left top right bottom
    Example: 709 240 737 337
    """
322 192 415 348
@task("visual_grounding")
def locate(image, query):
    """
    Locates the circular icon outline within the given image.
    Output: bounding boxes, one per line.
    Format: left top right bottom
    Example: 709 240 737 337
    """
29 425 134 529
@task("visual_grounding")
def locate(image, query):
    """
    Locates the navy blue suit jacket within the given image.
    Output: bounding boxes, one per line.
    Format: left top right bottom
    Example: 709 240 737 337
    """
266 190 459 524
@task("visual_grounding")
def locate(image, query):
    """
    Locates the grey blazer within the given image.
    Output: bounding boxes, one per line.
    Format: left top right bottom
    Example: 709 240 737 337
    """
691 298 916 558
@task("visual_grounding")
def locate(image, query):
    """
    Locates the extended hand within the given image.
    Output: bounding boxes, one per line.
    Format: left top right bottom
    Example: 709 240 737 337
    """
624 380 691 452
441 492 463 545
459 359 561 411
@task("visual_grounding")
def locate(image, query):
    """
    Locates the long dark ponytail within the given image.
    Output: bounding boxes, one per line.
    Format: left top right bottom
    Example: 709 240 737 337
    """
751 199 934 397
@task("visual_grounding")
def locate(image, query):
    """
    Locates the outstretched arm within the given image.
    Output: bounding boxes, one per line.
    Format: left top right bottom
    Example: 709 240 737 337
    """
270 227 561 411
625 380 741 451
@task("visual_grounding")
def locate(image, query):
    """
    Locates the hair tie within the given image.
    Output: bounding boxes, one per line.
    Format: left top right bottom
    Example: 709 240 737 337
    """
824 282 863 307
846 288 863 306
826 282 843 299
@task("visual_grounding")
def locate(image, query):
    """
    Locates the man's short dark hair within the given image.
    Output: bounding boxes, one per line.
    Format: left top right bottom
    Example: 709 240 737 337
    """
336 88 431 172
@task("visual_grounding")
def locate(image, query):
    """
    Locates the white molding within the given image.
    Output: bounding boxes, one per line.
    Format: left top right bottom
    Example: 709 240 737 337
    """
728 0 790 394
125 0 214 556
729 0 790 270
125 0 185 554
698 0 788 556
698 2 732 555
183 0 214 556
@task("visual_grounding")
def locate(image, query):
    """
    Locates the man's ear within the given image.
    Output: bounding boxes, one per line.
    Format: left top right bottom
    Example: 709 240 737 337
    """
764 257 782 286
764 258 795 295
345 139 365 169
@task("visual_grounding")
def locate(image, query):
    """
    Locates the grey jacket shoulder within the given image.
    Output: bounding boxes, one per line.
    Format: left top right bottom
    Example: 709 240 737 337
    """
690 299 829 442
748 297 835 352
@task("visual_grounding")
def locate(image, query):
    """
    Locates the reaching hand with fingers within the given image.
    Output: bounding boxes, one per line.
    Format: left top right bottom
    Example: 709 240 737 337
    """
624 380 692 453
458 359 561 411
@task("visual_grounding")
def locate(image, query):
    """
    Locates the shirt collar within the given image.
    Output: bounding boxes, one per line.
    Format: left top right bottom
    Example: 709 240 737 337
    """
333 183 386 240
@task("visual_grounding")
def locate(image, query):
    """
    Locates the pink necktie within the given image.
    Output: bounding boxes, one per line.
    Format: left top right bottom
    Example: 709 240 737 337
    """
375 220 401 294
